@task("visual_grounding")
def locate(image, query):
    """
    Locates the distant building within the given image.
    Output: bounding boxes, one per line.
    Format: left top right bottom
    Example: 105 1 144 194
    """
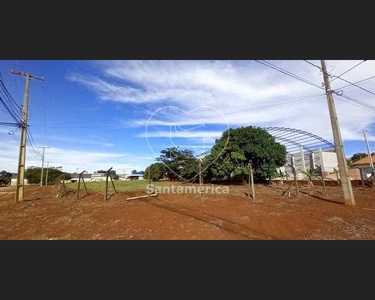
118 173 145 181
277 148 338 180
70 173 95 183
90 173 106 182
351 154 375 179
68 172 145 182
9 174 28 186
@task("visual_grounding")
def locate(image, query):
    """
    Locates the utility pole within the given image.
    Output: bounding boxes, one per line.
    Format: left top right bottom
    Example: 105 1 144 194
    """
38 146 50 186
320 60 355 205
45 161 52 185
363 129 374 169
11 69 44 202
300 145 306 172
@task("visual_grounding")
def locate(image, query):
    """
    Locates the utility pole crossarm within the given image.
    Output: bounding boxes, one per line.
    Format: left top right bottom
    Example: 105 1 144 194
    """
11 69 45 81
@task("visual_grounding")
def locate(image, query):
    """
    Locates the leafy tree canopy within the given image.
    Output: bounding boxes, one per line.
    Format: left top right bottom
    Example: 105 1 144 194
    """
156 147 198 181
25 166 70 185
144 163 165 181
205 126 287 181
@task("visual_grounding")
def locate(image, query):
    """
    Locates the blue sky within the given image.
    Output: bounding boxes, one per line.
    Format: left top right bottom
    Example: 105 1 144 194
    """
1 60 375 174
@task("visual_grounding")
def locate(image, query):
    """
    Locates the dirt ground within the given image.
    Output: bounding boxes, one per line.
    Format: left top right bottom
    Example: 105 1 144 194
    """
0 181 375 240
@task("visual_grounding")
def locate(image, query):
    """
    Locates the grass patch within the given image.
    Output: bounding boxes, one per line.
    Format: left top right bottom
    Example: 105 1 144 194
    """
67 180 167 193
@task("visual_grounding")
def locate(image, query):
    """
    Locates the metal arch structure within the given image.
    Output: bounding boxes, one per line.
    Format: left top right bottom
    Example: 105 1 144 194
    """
263 127 335 154
194 126 335 158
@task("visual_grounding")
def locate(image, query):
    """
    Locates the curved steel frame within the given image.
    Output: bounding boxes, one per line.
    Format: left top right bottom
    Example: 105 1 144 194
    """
263 127 335 154
195 126 335 157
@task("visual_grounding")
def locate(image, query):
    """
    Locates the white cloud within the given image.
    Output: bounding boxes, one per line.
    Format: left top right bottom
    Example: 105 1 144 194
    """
140 130 223 139
0 140 152 174
67 60 375 143
41 135 115 148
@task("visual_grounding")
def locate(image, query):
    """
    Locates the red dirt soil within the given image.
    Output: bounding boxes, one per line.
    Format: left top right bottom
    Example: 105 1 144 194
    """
0 182 375 240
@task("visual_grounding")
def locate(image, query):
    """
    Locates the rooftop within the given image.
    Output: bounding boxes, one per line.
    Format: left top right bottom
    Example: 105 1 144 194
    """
352 154 375 166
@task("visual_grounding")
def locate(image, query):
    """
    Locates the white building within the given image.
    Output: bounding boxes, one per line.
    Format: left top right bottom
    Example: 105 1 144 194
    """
118 173 145 181
10 178 28 186
278 148 338 180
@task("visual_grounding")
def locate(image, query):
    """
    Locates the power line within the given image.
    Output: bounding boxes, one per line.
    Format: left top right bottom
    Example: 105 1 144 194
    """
27 129 42 157
330 60 366 83
0 80 21 110
309 60 375 96
304 60 374 96
331 73 375 97
8 61 22 101
335 75 375 91
19 60 25 72
0 94 21 123
0 121 20 127
334 92 375 113
255 60 325 90
0 85 22 120
0 77 22 122
303 60 322 70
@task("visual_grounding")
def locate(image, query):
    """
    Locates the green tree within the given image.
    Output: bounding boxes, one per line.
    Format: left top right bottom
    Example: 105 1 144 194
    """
144 163 165 181
347 152 367 167
156 147 198 181
25 166 70 184
0 170 12 185
351 152 367 162
300 168 319 187
206 126 287 182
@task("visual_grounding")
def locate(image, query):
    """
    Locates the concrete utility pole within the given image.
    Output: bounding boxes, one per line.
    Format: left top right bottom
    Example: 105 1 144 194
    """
300 145 306 172
45 161 52 185
363 129 374 170
11 69 44 202
320 60 355 205
39 146 50 186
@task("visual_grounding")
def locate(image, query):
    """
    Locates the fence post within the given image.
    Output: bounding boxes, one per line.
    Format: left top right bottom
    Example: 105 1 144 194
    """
249 163 255 200
359 168 365 189
105 167 112 201
77 170 87 200
291 155 299 197
110 172 117 194
199 160 202 199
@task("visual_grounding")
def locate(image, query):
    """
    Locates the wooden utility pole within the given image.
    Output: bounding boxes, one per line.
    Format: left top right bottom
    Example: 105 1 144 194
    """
320 60 355 206
77 170 88 200
104 167 117 200
105 168 111 201
39 146 50 186
11 70 44 202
